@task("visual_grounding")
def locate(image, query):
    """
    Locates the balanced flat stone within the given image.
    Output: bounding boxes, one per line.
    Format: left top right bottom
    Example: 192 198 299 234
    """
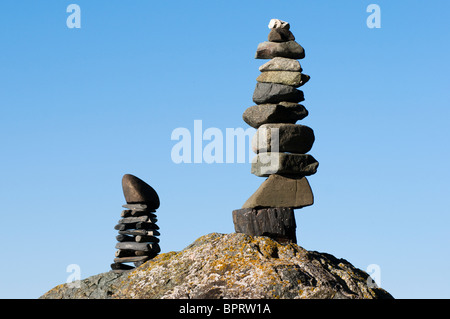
256 71 309 87
251 152 319 177
115 242 160 252
110 263 134 271
113 256 151 264
259 57 302 72
252 123 315 154
268 28 295 42
118 216 157 224
242 174 314 209
122 203 150 211
122 174 160 209
232 207 297 244
243 102 308 128
253 82 304 104
114 222 159 231
255 41 305 59
118 229 160 237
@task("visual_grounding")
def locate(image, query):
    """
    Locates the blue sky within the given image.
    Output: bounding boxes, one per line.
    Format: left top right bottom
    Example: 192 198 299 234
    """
0 1 449 299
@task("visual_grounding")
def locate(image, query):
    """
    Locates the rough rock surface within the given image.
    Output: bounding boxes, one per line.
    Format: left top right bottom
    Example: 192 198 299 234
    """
40 233 393 299
39 271 123 299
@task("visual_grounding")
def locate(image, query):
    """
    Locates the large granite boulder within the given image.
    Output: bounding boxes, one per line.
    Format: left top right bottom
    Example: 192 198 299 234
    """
40 233 393 299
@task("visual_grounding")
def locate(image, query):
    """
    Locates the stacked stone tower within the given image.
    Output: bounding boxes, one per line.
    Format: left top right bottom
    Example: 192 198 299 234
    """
111 174 161 273
233 19 319 244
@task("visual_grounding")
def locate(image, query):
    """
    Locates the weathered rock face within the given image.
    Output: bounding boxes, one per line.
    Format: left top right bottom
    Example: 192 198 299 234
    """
40 233 393 299
39 271 123 299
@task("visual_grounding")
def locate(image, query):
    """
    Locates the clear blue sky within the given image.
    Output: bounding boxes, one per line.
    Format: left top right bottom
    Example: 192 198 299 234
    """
0 1 449 299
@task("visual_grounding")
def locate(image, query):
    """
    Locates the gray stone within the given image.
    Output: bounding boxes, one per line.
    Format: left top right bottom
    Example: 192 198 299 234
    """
259 57 302 72
233 207 297 243
122 174 160 209
252 123 315 154
268 28 295 42
257 71 310 87
242 103 308 128
40 233 394 299
242 174 314 209
253 82 304 104
255 41 305 59
251 152 319 177
122 203 151 211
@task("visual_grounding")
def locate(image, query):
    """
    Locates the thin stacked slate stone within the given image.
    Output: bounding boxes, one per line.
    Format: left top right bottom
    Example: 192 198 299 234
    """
233 19 319 244
110 174 161 273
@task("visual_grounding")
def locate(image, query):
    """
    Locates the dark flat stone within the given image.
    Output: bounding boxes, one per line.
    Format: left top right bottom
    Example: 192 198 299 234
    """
232 207 297 244
253 82 304 104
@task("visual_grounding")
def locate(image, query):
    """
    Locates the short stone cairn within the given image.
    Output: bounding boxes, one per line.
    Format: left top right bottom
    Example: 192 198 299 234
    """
233 19 319 244
111 174 161 273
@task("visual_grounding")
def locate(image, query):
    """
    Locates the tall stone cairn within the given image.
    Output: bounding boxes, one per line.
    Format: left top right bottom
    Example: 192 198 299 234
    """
233 19 319 244
110 174 161 273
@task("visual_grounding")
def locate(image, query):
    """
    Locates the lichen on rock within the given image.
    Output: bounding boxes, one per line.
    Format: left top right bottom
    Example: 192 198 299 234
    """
40 233 393 299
